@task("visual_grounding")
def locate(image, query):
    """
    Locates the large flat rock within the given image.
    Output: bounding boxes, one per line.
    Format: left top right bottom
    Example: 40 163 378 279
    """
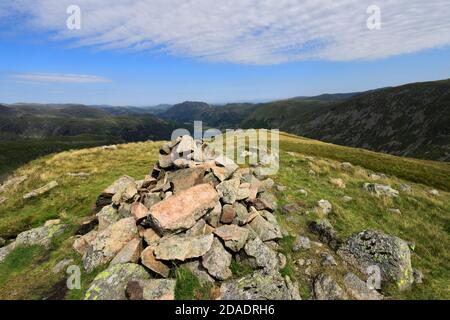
148 184 219 234
154 234 214 261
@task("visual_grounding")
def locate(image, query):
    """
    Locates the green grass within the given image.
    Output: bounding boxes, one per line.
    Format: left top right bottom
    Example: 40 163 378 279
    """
0 135 117 179
0 131 449 299
279 132 450 192
174 267 213 300
230 257 254 277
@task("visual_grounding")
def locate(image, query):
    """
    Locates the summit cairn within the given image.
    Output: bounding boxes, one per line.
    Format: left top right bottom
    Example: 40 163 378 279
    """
75 135 298 300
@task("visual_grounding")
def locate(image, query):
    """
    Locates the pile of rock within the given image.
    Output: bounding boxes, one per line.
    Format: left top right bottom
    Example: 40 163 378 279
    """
74 135 299 300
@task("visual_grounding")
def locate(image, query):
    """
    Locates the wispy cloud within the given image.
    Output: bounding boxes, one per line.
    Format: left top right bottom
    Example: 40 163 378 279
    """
11 73 112 83
2 0 450 64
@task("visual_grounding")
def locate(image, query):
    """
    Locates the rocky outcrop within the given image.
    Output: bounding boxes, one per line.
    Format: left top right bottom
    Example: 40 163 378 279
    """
337 230 413 290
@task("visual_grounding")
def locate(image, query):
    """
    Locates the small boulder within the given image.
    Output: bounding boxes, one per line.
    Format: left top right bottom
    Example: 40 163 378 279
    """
110 238 143 266
293 236 311 252
314 273 348 300
344 272 383 300
140 247 170 278
202 237 232 280
252 192 278 212
244 236 279 271
128 279 177 300
219 270 300 300
248 215 282 242
85 263 149 300
309 219 341 250
83 218 138 272
23 181 58 199
214 225 249 252
216 178 240 204
337 230 414 291
363 183 399 198
96 205 120 231
316 200 332 215
154 234 214 261
148 184 219 235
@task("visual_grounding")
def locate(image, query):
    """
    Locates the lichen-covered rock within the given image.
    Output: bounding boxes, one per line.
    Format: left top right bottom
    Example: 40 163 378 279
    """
233 204 258 226
15 222 66 248
344 272 383 300
314 273 348 300
244 236 278 271
83 218 138 272
337 230 414 291
214 225 249 252
202 237 232 280
96 205 120 231
85 263 149 300
363 183 399 197
73 230 98 255
23 181 58 199
148 184 218 234
293 236 311 252
154 234 214 261
252 192 278 212
248 215 282 242
128 279 177 300
0 242 16 263
309 219 341 250
219 270 299 300
216 178 240 204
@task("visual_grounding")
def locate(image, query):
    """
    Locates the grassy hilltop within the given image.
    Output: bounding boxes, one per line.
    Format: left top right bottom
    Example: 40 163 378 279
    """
0 132 448 299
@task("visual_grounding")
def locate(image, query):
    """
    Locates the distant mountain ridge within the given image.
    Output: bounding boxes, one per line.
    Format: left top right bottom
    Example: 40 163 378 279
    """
1 79 449 161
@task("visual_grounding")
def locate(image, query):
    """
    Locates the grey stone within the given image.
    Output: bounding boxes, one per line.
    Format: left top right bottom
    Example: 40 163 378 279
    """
214 225 249 252
344 272 383 300
314 273 348 300
321 253 337 266
23 181 58 199
337 230 414 291
248 215 282 242
219 269 299 300
216 178 240 204
202 237 232 280
309 219 341 250
363 183 399 198
85 263 149 300
154 234 214 261
293 236 311 252
244 236 278 271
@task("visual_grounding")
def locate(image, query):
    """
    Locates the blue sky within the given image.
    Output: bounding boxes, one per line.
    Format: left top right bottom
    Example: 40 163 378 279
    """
0 1 449 105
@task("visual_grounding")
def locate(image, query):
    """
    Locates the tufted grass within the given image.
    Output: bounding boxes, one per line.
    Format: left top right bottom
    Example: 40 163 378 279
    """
0 131 449 299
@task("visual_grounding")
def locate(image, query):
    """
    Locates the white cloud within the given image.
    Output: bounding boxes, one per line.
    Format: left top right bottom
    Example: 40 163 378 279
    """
12 73 112 83
3 0 450 64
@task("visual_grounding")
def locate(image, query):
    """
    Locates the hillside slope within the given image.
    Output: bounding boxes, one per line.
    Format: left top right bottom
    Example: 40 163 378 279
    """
244 79 450 161
0 132 448 300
